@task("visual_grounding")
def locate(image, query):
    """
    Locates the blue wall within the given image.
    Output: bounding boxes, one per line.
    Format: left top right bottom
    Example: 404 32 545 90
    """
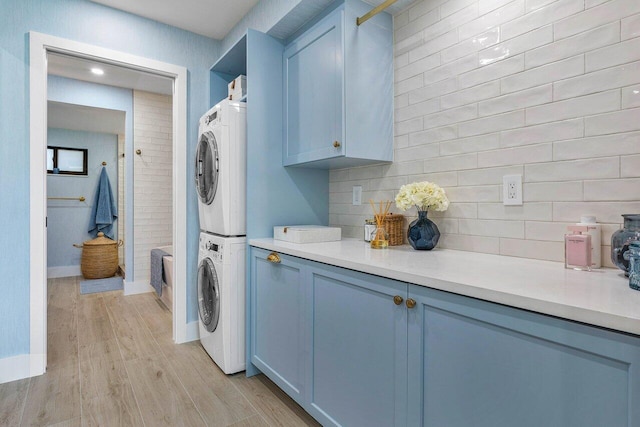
0 0 219 359
47 129 118 268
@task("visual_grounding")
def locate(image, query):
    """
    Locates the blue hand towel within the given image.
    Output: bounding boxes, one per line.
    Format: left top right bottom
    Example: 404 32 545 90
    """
88 167 118 239
150 249 170 296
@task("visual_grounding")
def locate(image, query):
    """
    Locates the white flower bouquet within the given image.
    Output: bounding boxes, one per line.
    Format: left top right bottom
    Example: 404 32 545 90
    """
395 181 449 212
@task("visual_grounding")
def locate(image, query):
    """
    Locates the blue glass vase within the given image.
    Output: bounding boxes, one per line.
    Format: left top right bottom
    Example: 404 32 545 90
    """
408 210 440 250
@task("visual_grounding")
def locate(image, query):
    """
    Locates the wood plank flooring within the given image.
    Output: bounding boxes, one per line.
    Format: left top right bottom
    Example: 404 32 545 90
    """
0 276 320 426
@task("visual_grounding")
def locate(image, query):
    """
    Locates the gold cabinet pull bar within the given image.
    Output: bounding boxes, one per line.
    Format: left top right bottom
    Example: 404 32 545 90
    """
356 0 398 26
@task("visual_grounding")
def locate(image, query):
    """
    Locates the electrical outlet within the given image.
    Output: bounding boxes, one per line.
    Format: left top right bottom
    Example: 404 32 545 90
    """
503 174 523 206
352 186 362 205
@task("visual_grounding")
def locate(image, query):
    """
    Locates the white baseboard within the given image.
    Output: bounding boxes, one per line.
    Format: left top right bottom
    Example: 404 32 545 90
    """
0 353 44 384
184 320 200 343
47 265 81 279
124 280 154 296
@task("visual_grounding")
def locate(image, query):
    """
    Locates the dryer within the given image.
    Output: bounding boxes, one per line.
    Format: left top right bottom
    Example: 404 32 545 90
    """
197 232 246 374
196 100 246 236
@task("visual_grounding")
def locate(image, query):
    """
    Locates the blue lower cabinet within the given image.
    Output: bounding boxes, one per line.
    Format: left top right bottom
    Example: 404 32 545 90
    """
250 249 308 404
407 285 640 427
307 265 408 426
249 247 640 426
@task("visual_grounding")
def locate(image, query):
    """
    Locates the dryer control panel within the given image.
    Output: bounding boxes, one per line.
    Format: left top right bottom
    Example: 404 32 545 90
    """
200 235 223 262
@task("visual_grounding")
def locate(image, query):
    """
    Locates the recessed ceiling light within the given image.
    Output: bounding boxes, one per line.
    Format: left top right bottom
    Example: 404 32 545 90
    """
91 67 104 75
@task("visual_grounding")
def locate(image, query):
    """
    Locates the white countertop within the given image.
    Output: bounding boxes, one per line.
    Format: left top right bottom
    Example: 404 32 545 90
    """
250 238 640 336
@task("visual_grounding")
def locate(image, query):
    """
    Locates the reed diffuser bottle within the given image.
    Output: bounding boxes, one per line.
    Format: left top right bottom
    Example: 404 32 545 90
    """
369 200 391 249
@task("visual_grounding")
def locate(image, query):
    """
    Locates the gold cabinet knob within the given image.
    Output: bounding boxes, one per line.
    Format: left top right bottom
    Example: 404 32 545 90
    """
393 295 403 305
333 141 341 148
406 298 416 309
266 252 281 263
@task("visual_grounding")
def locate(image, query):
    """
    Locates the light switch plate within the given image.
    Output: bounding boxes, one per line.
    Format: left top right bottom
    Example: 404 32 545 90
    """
353 186 362 205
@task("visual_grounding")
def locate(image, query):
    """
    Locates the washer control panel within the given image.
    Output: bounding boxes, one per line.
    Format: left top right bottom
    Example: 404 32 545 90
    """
200 234 223 262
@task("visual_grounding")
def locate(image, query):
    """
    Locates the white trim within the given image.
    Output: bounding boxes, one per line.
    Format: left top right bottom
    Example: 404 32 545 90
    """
0 354 38 384
123 280 154 296
47 265 82 279
185 320 200 343
29 32 191 376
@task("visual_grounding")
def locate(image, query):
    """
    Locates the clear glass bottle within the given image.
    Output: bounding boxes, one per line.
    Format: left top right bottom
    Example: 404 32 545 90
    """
611 214 640 275
370 226 389 249
629 241 640 291
364 219 376 242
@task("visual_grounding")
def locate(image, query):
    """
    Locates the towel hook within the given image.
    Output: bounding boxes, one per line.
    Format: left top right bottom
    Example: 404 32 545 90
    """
136 149 142 155
102 161 107 166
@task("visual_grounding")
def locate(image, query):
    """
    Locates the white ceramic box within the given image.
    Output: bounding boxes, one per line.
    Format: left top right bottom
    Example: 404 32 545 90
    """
274 225 341 244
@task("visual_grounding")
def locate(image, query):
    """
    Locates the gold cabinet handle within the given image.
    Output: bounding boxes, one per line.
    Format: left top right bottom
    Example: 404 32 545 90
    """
333 141 341 148
393 295 403 305
406 298 416 309
266 252 281 263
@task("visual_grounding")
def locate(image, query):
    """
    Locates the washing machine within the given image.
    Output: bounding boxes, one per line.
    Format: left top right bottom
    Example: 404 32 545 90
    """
197 232 246 374
196 99 246 236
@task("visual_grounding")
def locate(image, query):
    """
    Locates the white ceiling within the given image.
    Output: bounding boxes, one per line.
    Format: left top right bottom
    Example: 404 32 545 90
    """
90 0 260 39
48 101 126 135
48 52 174 95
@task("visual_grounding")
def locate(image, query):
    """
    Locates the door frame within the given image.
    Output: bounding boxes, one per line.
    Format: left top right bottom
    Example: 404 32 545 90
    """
29 31 189 376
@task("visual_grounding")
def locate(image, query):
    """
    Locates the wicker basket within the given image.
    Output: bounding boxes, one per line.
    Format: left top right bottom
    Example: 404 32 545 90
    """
74 232 122 279
383 214 404 246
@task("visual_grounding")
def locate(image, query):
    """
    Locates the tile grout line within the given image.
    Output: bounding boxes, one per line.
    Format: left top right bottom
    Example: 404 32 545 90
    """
104 292 148 427
17 377 31 426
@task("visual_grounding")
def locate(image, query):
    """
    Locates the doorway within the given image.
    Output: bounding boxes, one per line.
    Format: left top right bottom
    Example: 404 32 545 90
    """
29 32 189 377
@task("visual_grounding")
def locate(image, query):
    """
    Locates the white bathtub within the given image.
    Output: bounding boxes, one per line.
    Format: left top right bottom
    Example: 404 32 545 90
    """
156 245 173 312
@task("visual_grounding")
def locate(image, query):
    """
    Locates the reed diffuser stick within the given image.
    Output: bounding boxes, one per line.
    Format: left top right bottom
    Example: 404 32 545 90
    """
369 199 391 249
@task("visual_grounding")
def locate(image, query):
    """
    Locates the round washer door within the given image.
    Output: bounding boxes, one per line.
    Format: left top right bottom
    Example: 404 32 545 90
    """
197 257 220 333
195 131 219 205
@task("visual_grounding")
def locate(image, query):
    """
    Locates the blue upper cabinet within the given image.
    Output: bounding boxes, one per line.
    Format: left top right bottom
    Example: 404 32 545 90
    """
283 0 393 168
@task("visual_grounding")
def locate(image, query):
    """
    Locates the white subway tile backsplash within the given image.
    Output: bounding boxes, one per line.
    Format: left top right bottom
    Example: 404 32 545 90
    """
502 0 584 40
586 38 640 72
459 0 525 41
525 157 619 182
622 13 640 40
396 98 440 122
554 61 640 101
458 165 523 185
584 178 640 201
459 110 525 137
479 84 552 117
622 155 640 177
501 55 584 94
523 181 583 201
440 133 500 156
439 233 501 254
585 107 640 136
478 26 553 66
410 126 458 146
553 131 640 161
501 118 584 148
554 0 640 40
499 238 563 261
459 54 525 89
525 90 620 126
622 85 640 109
459 219 524 238
424 153 478 172
445 185 501 202
329 0 639 265
409 31 458 64
409 77 458 104
441 81 500 110
478 202 553 220
525 221 573 241
525 22 620 69
478 143 551 168
424 104 478 130
553 202 640 222
395 143 439 163
441 27 501 64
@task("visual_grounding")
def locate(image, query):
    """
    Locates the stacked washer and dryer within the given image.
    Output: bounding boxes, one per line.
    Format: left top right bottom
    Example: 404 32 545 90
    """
195 99 246 374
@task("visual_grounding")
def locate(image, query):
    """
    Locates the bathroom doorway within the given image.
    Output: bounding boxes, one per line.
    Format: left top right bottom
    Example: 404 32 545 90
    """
30 32 189 376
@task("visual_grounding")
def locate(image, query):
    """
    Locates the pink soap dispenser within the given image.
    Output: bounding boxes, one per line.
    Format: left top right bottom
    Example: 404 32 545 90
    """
565 225 592 271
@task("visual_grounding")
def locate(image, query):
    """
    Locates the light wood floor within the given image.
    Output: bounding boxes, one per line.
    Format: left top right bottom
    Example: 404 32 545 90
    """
0 276 321 426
